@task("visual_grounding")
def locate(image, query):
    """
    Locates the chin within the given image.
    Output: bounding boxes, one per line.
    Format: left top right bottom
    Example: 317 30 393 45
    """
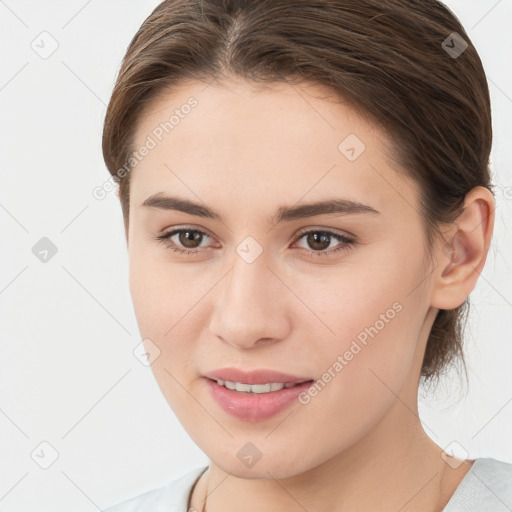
200 438 318 480
216 457 307 480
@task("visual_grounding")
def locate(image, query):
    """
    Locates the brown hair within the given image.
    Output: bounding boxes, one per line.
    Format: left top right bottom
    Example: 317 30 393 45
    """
102 0 494 383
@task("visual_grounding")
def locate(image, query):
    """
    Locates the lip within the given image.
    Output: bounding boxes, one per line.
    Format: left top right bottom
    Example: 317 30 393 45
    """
203 367 312 385
204 378 314 422
202 368 315 422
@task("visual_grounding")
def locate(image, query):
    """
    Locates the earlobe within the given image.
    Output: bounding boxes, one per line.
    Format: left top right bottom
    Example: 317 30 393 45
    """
431 186 495 310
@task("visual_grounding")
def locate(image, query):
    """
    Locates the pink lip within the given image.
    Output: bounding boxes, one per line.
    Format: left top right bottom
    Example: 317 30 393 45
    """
203 367 312 385
203 368 314 422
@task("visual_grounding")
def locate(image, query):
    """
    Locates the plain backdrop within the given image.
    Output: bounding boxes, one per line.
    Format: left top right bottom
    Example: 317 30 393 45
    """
0 1 511 510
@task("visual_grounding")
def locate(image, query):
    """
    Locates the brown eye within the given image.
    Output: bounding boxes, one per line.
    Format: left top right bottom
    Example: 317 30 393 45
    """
155 228 213 254
178 229 204 249
305 232 332 251
295 229 356 257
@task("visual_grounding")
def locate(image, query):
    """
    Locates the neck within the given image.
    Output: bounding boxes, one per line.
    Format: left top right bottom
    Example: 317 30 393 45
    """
195 397 462 512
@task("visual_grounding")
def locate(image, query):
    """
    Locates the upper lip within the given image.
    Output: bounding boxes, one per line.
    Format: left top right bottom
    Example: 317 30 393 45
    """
203 368 313 385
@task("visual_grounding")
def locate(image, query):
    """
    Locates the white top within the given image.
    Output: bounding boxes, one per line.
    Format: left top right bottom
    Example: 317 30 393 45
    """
103 458 512 511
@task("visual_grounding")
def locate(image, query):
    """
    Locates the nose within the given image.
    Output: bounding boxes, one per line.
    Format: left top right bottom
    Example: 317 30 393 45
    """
208 248 291 350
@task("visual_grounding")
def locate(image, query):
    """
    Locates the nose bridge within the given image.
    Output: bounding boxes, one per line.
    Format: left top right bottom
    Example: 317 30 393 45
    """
210 242 289 349
228 245 270 306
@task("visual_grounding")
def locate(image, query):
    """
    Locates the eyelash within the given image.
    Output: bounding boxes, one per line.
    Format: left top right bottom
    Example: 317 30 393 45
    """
155 227 356 258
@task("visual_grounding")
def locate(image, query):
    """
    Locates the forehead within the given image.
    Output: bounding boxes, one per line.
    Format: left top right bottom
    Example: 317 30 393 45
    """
129 78 419 219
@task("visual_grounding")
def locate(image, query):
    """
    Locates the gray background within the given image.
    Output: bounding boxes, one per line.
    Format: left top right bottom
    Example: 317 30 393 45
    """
0 1 511 510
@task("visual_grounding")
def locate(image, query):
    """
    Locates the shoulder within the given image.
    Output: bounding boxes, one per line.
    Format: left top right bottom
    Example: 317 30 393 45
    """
103 465 209 512
444 457 512 511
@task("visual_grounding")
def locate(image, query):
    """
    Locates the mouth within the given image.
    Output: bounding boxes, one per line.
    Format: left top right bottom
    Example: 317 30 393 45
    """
202 367 315 394
206 377 314 394
203 375 316 421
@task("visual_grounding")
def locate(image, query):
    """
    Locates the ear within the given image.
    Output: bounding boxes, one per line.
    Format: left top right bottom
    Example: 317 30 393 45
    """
430 186 495 310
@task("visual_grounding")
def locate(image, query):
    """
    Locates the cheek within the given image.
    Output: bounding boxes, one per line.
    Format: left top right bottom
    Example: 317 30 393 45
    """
128 246 213 394
297 250 425 397
129 254 203 415
128 244 207 336
288 287 421 460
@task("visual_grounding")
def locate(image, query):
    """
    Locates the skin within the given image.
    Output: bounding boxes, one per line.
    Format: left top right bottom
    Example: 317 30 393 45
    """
125 76 494 512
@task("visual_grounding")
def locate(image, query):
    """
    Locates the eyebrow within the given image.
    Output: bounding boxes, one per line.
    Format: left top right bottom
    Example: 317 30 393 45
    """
141 192 380 224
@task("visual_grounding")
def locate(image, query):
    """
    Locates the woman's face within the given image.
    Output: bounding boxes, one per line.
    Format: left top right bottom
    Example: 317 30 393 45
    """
127 77 441 478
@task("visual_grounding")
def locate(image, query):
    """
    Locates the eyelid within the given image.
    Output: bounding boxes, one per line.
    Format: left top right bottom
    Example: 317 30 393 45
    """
294 225 356 239
158 224 216 240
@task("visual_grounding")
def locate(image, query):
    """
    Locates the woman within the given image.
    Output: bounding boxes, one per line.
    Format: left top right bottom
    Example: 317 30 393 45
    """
101 0 512 510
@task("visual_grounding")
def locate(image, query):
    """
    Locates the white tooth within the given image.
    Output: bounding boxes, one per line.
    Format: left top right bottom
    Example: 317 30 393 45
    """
220 380 297 393
251 383 272 393
235 382 252 392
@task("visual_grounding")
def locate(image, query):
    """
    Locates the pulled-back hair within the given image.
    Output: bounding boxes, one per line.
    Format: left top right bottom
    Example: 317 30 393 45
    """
102 0 494 383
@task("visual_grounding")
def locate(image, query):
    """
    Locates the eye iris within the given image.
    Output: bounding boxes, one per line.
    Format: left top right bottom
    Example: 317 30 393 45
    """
307 232 330 251
179 230 203 249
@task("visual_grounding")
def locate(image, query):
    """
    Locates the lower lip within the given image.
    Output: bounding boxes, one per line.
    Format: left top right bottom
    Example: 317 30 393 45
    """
204 378 314 422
